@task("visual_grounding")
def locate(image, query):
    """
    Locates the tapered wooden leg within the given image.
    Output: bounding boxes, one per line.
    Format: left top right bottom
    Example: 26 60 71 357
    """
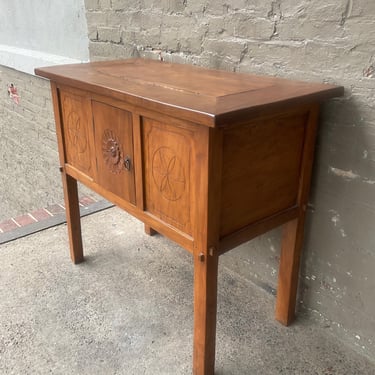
193 251 219 375
275 106 320 326
275 216 305 326
144 224 157 236
61 173 84 264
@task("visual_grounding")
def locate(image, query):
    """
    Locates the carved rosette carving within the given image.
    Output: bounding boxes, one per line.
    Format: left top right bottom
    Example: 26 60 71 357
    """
152 147 186 201
102 129 124 174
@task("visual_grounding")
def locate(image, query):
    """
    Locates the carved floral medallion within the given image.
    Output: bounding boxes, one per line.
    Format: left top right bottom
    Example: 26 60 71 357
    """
64 97 87 153
102 129 124 174
152 147 186 201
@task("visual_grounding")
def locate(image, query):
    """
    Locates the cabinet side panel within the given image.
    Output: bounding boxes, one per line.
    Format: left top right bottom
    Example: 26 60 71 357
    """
142 117 193 236
59 89 94 177
220 111 307 237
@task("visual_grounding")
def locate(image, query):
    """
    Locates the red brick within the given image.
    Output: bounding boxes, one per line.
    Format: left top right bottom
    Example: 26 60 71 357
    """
14 214 36 227
79 196 96 206
45 204 65 215
30 208 52 221
0 219 20 232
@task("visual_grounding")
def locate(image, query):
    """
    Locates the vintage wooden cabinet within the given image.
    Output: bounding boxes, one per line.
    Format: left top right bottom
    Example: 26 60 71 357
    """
35 59 343 375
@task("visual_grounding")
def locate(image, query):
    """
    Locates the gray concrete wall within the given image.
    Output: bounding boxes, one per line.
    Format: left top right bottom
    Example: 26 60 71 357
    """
0 0 89 60
84 0 375 360
0 1 89 74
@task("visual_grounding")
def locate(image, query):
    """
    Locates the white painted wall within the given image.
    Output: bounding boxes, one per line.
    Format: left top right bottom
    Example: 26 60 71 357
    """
0 0 89 74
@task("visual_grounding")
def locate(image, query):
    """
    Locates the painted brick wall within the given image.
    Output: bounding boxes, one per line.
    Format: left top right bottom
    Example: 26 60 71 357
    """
0 66 65 219
84 0 375 359
0 66 96 221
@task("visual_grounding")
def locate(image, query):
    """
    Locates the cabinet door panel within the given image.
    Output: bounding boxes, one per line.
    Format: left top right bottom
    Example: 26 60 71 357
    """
92 101 136 204
60 90 94 177
142 117 193 236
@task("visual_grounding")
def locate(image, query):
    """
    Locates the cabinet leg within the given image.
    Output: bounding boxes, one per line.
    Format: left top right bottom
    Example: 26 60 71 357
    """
193 251 219 375
62 173 84 264
144 224 157 236
275 217 305 326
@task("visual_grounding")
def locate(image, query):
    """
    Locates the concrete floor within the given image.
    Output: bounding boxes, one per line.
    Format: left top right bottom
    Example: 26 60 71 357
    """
0 207 374 375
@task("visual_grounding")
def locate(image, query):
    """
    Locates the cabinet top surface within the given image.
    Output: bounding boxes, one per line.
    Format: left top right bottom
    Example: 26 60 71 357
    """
35 58 343 127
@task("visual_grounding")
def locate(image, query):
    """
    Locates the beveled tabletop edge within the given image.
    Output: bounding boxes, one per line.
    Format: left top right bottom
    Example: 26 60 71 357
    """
35 58 344 127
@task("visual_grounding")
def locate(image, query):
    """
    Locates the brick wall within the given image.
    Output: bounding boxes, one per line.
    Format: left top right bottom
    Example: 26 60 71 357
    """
84 0 375 359
0 66 64 220
0 66 95 221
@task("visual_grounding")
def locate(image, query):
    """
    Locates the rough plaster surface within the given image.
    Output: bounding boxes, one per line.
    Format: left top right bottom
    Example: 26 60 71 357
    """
84 0 375 360
0 207 374 374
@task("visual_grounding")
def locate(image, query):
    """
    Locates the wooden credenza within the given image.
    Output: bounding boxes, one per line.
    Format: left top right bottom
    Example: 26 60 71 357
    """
35 59 343 375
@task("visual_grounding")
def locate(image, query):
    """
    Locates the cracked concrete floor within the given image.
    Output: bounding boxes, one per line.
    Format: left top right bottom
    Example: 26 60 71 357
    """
0 207 374 374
